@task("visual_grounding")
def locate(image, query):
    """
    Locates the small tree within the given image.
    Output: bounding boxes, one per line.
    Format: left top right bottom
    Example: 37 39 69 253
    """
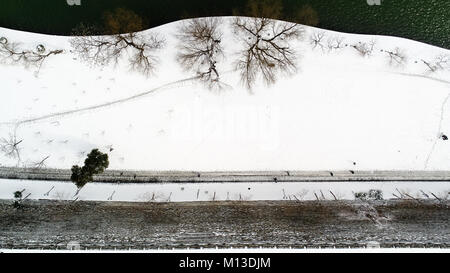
71 149 109 193
382 47 407 67
12 190 29 209
0 132 23 165
13 190 23 208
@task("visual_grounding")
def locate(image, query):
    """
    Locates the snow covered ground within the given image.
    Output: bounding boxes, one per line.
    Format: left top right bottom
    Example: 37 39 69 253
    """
1 179 448 202
1 17 450 171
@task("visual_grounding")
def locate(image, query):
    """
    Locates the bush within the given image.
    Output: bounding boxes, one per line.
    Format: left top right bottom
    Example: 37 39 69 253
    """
12 190 23 208
71 149 109 190
354 189 383 201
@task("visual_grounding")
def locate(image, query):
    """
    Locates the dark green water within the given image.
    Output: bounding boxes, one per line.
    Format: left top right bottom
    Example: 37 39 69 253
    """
0 0 449 48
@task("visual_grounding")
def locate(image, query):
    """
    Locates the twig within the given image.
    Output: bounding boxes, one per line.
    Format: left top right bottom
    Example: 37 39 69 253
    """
403 193 422 204
329 190 338 201
44 186 55 196
107 190 116 201
320 190 326 200
392 193 401 199
430 192 442 202
314 192 320 201
420 190 430 199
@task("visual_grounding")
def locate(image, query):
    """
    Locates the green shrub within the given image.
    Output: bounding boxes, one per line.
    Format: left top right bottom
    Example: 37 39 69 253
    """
71 149 109 190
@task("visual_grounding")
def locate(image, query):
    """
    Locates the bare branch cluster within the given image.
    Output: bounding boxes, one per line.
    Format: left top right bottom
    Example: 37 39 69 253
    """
0 133 22 164
382 47 407 67
351 40 376 57
32 156 50 170
0 38 63 73
176 18 225 89
421 54 450 73
309 31 325 50
232 17 302 89
326 36 345 52
70 32 165 76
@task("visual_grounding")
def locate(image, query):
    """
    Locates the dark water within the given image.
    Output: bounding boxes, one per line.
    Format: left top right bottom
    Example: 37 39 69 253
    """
0 0 449 49
0 200 448 250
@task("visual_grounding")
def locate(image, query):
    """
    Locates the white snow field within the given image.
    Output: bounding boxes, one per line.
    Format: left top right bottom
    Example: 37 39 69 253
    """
1 17 450 172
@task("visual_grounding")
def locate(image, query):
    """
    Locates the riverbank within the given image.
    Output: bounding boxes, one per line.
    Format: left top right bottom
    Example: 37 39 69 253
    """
1 0 448 49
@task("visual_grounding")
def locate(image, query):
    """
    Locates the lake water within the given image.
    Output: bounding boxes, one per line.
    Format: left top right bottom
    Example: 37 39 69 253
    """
0 0 448 48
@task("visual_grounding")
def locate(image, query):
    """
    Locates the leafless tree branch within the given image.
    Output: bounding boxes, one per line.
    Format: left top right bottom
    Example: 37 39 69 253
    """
382 47 407 67
351 40 376 57
176 18 225 90
70 31 165 77
232 17 302 90
0 132 22 164
32 156 50 170
326 36 345 52
421 54 450 73
310 31 325 51
0 37 63 74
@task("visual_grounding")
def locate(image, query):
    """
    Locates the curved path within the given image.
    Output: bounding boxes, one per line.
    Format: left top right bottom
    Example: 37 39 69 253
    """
0 75 201 127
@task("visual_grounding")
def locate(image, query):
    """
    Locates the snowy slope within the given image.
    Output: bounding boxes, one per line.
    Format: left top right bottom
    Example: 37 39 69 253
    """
1 17 450 171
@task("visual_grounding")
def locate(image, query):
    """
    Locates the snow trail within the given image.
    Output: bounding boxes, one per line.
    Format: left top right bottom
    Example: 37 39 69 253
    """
424 92 450 169
0 75 201 127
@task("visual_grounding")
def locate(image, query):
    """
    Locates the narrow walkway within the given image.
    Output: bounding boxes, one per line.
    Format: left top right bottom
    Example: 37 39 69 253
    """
1 167 450 183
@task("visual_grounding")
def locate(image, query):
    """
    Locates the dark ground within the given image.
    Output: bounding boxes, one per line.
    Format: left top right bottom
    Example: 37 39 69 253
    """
0 200 448 250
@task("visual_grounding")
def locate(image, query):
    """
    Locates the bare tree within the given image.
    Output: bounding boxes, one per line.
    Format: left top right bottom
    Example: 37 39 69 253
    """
327 36 345 52
351 40 376 57
421 54 450 73
31 156 50 170
0 38 63 74
0 132 23 164
176 18 225 89
309 31 325 51
382 47 407 67
70 30 165 77
232 17 302 89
